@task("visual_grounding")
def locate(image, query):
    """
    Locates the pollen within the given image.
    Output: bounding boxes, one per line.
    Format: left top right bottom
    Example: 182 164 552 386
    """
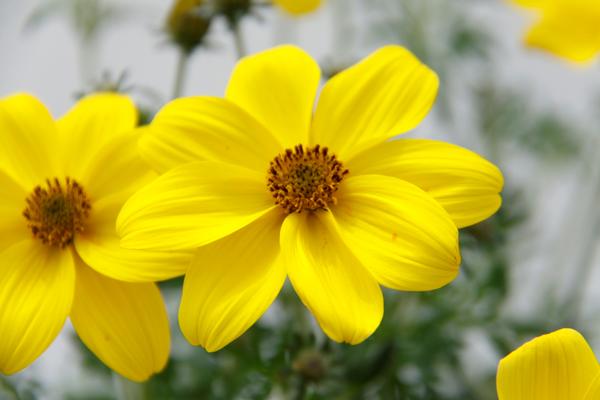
267 144 349 214
23 178 92 248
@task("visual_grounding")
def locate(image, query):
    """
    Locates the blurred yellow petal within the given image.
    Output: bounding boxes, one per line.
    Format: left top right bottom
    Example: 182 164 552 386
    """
0 93 59 189
226 45 320 148
0 241 74 374
179 209 285 352
497 328 600 400
333 175 460 291
524 8 600 62
117 161 275 250
58 93 138 179
347 139 503 228
311 46 439 160
281 211 383 344
75 195 191 282
79 130 154 202
584 373 600 400
70 259 170 382
141 97 281 173
0 170 30 251
273 0 322 15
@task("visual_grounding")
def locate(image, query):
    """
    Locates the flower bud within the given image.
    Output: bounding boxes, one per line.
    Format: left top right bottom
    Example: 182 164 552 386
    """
166 0 212 53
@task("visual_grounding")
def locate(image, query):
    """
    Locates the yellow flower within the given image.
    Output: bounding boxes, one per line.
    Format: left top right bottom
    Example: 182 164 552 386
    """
0 93 190 381
497 328 600 399
117 45 503 351
512 0 600 62
273 0 322 15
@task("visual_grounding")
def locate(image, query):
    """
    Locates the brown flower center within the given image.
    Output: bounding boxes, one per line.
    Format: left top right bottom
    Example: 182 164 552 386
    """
23 178 92 248
267 144 348 214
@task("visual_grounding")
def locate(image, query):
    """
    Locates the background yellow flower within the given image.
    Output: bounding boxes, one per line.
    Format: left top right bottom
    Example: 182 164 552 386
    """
0 93 190 381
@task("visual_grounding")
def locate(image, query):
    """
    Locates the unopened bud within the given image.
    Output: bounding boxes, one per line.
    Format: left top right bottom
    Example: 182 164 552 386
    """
166 0 212 53
292 350 327 382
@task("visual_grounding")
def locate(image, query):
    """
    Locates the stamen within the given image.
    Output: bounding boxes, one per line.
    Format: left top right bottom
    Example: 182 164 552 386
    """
267 144 349 214
23 177 92 248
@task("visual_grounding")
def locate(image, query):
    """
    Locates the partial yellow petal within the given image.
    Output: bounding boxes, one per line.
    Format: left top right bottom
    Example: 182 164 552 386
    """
332 175 460 291
497 328 600 400
281 211 383 344
78 129 154 202
273 0 322 15
310 46 439 160
0 241 74 374
226 45 320 148
141 97 281 173
0 93 59 189
179 209 285 352
584 373 600 400
58 93 138 179
75 195 191 282
347 139 503 228
524 7 600 62
0 170 30 251
117 161 275 251
70 259 170 382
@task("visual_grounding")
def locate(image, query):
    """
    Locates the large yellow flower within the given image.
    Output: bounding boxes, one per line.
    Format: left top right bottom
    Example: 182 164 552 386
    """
0 93 190 381
117 45 503 351
512 0 600 62
273 0 322 15
497 328 600 399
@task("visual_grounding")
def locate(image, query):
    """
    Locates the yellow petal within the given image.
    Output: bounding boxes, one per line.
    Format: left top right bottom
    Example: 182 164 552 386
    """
281 211 383 344
332 175 460 291
0 93 59 189
141 97 281 173
347 139 504 228
0 240 75 374
273 0 322 15
70 258 170 382
179 209 285 352
226 45 321 148
0 170 30 252
58 93 138 179
524 7 600 62
117 161 275 251
584 373 600 400
310 46 439 160
497 328 600 400
75 195 192 282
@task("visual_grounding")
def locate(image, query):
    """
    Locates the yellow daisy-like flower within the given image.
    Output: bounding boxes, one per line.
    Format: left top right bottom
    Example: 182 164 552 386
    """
512 0 600 62
273 0 322 15
0 93 190 381
117 45 503 351
497 328 600 399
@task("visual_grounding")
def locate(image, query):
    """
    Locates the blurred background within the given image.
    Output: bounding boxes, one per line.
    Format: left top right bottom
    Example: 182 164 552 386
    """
2 0 600 399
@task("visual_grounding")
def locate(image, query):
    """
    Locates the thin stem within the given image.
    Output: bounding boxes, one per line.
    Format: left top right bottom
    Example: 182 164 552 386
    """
112 372 145 400
231 22 246 59
293 376 307 400
172 49 190 99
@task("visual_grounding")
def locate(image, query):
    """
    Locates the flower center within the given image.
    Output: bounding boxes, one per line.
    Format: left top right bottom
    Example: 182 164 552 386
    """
23 178 92 248
267 144 348 213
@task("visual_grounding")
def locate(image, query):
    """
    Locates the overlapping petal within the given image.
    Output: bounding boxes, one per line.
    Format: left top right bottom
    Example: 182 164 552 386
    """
347 139 503 228
76 195 191 282
0 93 59 189
117 161 275 250
140 97 281 173
310 46 439 160
179 209 285 352
0 170 30 251
497 328 600 400
70 259 170 382
332 175 460 291
58 93 138 179
226 45 321 148
0 241 74 374
273 0 322 15
281 211 383 344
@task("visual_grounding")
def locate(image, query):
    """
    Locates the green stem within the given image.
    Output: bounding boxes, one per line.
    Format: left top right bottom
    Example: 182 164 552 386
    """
112 372 145 400
231 22 246 59
293 376 307 400
172 49 189 99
